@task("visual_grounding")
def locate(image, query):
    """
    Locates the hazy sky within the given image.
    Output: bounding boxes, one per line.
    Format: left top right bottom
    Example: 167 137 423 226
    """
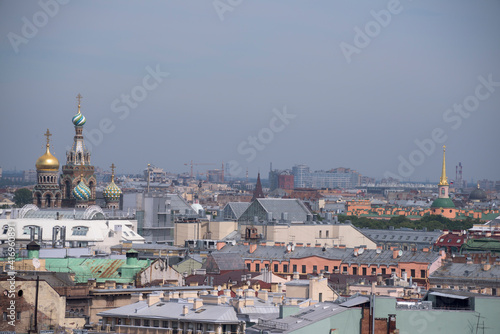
1 0 499 182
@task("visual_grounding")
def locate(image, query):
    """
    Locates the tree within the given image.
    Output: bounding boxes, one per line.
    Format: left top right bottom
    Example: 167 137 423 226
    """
13 188 32 207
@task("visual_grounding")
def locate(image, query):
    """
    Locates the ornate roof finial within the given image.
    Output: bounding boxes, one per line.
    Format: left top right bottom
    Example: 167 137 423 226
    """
439 145 449 186
110 163 116 182
76 93 83 113
44 129 52 147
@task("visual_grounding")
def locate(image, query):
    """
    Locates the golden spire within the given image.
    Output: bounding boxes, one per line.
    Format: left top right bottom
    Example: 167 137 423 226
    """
110 163 116 182
439 145 449 186
76 93 83 113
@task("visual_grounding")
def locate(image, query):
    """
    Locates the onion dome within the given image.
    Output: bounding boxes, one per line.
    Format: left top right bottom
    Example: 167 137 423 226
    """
73 176 91 201
36 129 59 171
72 110 86 126
104 163 122 202
104 178 122 202
72 94 86 126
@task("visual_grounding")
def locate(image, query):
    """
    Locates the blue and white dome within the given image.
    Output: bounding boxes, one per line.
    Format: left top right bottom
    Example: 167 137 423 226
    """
73 178 91 201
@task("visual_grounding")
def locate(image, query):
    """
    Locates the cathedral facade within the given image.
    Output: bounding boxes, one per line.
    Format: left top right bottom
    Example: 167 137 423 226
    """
32 95 120 209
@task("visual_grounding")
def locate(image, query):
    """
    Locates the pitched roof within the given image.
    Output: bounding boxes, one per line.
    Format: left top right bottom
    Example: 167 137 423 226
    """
218 244 441 266
238 198 311 222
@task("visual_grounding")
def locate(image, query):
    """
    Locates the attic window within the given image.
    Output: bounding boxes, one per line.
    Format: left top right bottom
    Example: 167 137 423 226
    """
195 308 206 313
72 226 89 236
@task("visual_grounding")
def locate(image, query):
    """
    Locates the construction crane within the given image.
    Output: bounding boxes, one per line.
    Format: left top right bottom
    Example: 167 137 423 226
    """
184 160 216 178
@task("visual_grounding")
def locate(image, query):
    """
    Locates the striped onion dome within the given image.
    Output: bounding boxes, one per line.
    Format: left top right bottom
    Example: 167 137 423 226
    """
73 178 91 201
72 110 86 126
104 180 122 202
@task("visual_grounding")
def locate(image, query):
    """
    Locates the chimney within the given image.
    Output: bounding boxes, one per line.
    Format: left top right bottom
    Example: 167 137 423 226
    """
338 244 346 249
147 293 161 306
217 241 226 250
182 305 189 315
193 298 203 310
258 290 268 301
293 272 299 280
439 249 446 260
393 249 399 259
250 244 257 254
423 247 429 253
483 264 491 271
236 289 244 297
354 247 359 256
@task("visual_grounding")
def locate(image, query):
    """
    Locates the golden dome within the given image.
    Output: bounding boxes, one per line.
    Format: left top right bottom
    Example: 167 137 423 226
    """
36 129 60 171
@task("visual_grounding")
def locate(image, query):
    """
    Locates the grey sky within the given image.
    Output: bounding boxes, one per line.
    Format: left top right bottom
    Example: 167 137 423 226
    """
1 0 499 182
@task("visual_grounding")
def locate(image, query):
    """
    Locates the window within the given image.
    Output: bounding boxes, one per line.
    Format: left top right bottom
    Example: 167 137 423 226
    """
343 266 348 273
313 265 317 273
265 263 269 270
352 267 357 275
411 269 415 277
401 269 406 276
319 231 322 238
302 265 306 273
72 226 89 236
143 320 150 327
326 230 329 238
420 270 426 278
247 263 251 271
134 319 141 326
391 268 396 273
153 320 159 328
283 264 288 273
382 268 386 275
293 264 297 273
324 266 329 272
255 263 260 272
371 268 376 275
274 264 279 272
162 321 169 328
362 267 367 276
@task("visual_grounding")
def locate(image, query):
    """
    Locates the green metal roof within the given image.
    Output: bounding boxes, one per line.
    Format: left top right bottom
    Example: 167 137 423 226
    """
461 238 500 253
430 198 455 208
44 258 149 283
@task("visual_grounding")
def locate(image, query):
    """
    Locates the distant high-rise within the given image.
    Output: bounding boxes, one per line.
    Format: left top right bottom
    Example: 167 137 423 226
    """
292 164 361 189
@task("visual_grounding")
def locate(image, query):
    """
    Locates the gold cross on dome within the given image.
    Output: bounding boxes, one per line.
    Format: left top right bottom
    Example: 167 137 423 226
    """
44 129 52 145
76 93 83 105
110 163 116 175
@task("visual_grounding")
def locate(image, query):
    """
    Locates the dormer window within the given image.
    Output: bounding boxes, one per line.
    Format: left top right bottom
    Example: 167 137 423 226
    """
72 226 89 236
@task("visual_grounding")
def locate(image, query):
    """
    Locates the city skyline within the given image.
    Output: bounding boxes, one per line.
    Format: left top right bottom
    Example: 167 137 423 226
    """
1 1 499 181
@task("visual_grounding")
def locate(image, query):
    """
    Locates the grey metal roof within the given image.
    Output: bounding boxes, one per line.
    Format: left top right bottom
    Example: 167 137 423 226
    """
430 291 468 300
98 300 240 323
249 303 350 333
218 244 441 266
223 202 251 220
429 263 500 281
339 296 369 307
360 228 441 244
238 199 311 222
207 252 245 271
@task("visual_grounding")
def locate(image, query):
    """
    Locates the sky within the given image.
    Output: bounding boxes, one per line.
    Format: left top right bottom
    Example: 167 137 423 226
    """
0 0 499 182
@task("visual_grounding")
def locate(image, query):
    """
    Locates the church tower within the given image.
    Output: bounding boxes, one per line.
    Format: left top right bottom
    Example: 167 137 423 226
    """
103 163 122 209
60 94 97 207
431 146 456 218
33 129 62 208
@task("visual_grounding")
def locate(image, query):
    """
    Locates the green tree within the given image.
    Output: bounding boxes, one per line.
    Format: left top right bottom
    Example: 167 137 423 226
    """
13 188 32 207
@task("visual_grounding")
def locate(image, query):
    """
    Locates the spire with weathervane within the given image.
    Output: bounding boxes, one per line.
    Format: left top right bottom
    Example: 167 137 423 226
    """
431 145 455 212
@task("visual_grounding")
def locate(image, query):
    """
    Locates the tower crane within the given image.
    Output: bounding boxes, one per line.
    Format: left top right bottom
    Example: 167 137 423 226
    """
184 161 216 178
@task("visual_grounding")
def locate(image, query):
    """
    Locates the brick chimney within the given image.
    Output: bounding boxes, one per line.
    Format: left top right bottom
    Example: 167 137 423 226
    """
182 304 189 315
250 243 257 254
393 249 399 259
